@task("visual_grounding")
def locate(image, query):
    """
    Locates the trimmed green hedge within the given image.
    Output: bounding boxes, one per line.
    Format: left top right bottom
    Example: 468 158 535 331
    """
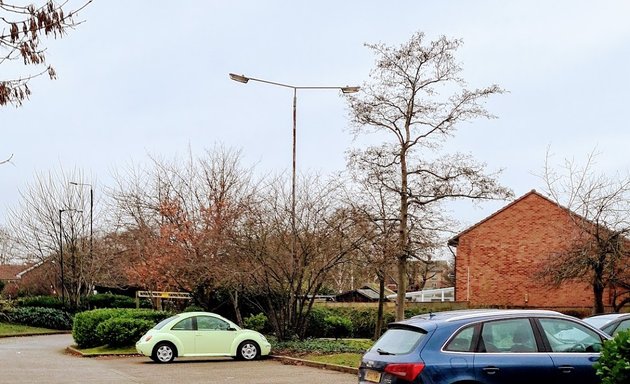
596 329 630 384
8 307 73 330
16 296 64 309
95 318 155 347
73 308 171 348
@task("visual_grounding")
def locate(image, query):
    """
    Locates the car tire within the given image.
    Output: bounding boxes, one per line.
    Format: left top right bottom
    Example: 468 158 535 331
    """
236 340 260 361
152 342 176 363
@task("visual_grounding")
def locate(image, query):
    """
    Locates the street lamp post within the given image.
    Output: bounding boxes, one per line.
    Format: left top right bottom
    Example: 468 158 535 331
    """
59 208 82 307
228 73 359 270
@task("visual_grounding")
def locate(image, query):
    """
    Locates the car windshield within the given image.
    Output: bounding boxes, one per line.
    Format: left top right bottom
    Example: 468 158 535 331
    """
154 315 180 330
583 315 620 329
370 327 426 355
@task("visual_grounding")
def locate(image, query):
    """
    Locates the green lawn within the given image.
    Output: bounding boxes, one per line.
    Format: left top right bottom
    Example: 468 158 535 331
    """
300 352 363 367
0 322 58 336
76 345 138 355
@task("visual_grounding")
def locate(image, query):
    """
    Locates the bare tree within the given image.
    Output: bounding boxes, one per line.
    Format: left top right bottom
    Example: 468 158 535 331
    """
236 173 370 340
1 0 91 107
540 150 630 313
346 32 512 320
0 226 18 264
6 168 99 307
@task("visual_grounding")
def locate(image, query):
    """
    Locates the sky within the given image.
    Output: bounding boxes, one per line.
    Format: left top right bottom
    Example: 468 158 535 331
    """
2 0 630 232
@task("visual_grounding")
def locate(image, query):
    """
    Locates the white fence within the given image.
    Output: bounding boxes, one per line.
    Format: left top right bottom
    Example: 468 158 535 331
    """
387 287 454 303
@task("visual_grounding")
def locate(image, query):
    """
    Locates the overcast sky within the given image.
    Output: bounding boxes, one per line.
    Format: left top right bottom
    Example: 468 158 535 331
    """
2 0 630 231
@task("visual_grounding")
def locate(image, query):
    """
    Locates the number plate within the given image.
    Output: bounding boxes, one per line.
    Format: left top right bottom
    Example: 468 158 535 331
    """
364 369 381 383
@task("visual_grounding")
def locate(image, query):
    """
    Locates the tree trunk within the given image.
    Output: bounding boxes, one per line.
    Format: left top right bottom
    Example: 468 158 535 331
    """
593 275 605 314
374 273 385 340
396 146 409 321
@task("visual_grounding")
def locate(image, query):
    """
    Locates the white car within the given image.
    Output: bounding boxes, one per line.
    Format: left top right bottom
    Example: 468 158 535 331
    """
136 311 271 363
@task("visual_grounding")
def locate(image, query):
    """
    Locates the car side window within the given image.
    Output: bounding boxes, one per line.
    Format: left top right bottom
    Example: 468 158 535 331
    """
197 316 230 331
171 317 194 331
611 319 630 337
538 318 603 353
444 325 475 352
479 318 537 353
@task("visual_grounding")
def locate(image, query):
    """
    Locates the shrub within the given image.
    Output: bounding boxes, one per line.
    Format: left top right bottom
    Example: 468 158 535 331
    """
86 293 136 309
244 313 267 332
16 295 64 309
324 315 353 339
183 305 204 312
96 317 154 347
8 307 73 330
304 307 333 338
73 308 171 348
596 329 630 384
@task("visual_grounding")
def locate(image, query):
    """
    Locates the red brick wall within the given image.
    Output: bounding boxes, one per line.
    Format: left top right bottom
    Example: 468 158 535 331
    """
454 192 602 309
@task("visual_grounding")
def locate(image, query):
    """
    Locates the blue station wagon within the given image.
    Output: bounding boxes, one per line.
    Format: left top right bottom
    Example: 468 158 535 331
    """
358 309 610 384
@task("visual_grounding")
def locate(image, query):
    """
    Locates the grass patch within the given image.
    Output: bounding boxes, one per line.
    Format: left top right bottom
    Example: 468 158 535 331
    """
272 338 372 359
75 345 138 355
301 352 363 367
0 322 58 336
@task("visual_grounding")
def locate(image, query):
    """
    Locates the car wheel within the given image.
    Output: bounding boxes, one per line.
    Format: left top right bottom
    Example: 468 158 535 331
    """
237 340 260 361
152 342 176 363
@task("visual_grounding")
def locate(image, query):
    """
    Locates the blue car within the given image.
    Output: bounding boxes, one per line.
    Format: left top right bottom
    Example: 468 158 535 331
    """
359 309 610 384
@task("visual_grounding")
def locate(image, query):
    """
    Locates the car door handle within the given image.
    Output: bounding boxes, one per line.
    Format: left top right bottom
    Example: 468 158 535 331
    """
482 367 500 375
558 366 574 374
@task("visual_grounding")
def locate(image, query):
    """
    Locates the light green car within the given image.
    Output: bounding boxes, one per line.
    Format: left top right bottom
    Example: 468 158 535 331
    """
136 311 271 363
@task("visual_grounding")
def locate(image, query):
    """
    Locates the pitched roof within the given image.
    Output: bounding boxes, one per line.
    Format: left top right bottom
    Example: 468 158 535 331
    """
447 189 562 246
0 264 27 281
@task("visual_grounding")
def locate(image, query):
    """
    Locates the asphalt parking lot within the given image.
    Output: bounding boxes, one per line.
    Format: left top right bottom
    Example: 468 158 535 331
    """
0 334 358 383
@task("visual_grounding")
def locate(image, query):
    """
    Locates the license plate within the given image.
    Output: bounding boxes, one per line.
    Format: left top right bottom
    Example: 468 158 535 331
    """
364 369 381 383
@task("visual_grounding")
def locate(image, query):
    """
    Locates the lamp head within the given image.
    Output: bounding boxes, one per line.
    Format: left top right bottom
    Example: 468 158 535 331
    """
229 73 250 84
341 86 360 94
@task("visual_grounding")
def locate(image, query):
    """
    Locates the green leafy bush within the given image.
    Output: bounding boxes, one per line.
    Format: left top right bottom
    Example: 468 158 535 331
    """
305 306 333 338
86 293 136 309
95 317 154 347
183 305 204 312
8 307 73 330
244 313 268 332
73 308 171 348
16 295 64 309
596 329 630 384
324 315 353 339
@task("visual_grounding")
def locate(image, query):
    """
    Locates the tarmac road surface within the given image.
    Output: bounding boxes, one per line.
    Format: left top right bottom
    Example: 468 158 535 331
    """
0 334 358 384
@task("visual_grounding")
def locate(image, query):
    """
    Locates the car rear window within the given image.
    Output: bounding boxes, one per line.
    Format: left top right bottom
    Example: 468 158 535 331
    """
154 315 180 330
370 327 426 355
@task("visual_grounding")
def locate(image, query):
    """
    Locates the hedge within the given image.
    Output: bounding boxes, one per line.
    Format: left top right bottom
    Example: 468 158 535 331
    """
86 293 136 309
596 329 630 384
95 317 155 347
8 307 73 330
73 308 171 348
16 296 64 310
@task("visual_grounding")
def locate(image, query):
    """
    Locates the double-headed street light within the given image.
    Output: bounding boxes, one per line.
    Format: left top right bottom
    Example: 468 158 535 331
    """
59 208 82 307
228 73 359 268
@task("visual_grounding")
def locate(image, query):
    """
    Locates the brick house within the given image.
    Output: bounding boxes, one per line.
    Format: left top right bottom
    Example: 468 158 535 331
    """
448 190 615 310
0 261 56 298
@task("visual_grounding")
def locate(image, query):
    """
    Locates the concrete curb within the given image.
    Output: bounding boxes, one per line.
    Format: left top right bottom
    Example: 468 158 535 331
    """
65 345 141 358
270 355 358 375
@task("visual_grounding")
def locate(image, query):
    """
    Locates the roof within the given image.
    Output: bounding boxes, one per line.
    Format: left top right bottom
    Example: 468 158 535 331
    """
401 309 564 325
0 264 27 281
447 189 562 246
